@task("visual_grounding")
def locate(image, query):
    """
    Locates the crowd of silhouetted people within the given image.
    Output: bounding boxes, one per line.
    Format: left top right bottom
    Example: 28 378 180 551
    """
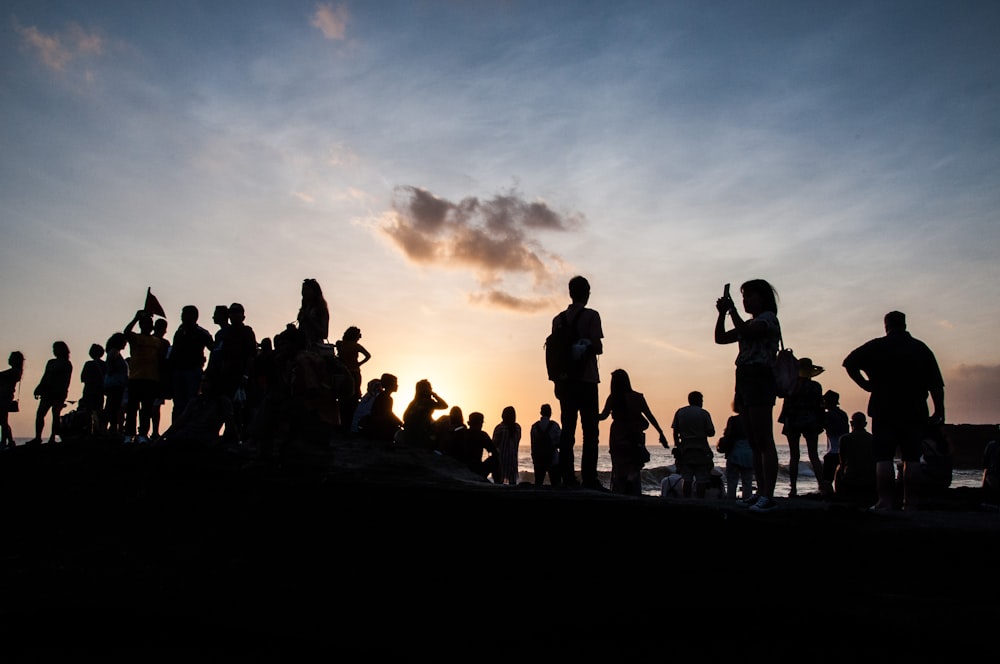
0 275 994 511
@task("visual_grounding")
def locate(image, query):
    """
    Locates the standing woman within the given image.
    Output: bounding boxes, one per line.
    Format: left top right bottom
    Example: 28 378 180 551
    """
776 357 826 497
102 333 129 437
335 326 372 428
492 405 522 485
0 351 25 448
598 368 668 496
297 278 330 346
715 279 781 512
29 340 73 445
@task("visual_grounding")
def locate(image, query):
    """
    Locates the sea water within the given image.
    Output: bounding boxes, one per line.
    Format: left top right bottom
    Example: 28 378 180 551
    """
514 443 983 497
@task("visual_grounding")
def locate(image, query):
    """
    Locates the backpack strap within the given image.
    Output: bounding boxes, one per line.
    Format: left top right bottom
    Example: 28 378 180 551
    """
566 307 586 339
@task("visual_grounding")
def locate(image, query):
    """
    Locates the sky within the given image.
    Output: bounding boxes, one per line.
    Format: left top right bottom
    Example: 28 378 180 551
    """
3 0 1000 443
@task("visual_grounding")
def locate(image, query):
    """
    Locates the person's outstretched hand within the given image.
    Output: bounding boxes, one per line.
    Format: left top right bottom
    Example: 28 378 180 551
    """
659 432 669 448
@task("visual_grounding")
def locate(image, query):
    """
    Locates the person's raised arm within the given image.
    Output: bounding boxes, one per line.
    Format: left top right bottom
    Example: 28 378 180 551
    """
124 309 144 334
715 298 738 345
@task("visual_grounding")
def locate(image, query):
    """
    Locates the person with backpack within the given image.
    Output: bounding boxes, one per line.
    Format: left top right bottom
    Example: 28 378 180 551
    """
714 279 782 512
529 403 561 486
549 275 604 490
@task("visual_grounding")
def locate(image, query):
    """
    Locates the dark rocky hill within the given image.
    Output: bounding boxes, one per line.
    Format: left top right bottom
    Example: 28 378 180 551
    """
1 434 997 658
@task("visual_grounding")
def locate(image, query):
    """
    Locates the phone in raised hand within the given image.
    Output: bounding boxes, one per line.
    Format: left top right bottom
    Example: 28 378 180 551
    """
723 283 731 299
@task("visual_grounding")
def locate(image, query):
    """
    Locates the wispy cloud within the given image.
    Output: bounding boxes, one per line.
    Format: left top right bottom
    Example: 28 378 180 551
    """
377 186 583 312
15 20 104 72
311 3 349 41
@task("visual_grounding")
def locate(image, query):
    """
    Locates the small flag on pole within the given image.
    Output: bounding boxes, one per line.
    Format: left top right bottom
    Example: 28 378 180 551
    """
144 287 166 318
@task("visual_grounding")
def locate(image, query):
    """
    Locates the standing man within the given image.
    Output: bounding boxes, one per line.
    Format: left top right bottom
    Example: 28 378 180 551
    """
123 311 169 444
843 311 945 511
529 403 561 486
214 303 257 444
670 391 716 498
552 275 604 489
170 305 215 422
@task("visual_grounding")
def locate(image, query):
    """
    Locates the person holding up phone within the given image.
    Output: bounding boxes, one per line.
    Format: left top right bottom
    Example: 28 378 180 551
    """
714 280 782 512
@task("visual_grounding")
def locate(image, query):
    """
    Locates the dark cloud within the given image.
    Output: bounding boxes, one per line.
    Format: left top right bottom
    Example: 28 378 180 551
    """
944 364 1000 425
379 185 582 312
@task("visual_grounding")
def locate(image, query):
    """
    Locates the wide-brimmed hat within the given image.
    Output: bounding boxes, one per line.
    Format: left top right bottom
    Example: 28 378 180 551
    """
798 357 825 378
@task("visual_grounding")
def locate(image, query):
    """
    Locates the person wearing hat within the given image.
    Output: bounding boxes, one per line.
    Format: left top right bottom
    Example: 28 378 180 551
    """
776 357 829 497
834 412 876 508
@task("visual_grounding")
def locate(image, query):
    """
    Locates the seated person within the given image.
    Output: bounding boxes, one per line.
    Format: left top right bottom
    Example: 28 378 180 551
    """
982 439 1000 508
155 375 235 448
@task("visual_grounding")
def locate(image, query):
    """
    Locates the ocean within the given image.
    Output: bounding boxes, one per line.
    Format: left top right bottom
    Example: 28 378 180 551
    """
513 442 983 497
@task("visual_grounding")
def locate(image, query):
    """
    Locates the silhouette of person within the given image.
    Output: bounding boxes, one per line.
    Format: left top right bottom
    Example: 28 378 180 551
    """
284 328 340 445
529 403 561 486
351 378 383 435
552 275 604 489
435 405 466 458
102 333 129 437
241 324 304 459
245 336 278 442
715 279 782 512
492 405 522 485
123 310 168 444
670 390 716 499
156 373 235 448
776 357 827 497
28 341 72 445
457 411 498 481
79 343 107 435
335 326 371 431
833 412 877 508
402 379 449 450
205 304 230 382
361 373 402 444
0 351 25 448
981 439 1000 509
718 401 755 501
297 278 330 347
912 423 952 492
843 311 945 511
821 389 849 490
169 305 215 423
214 303 257 443
598 369 667 496
151 317 171 438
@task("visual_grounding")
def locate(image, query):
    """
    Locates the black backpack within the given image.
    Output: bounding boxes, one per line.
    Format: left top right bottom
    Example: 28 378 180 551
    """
545 308 586 382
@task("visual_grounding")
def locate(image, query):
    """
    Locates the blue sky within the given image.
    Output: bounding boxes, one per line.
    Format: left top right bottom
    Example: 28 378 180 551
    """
2 0 999 438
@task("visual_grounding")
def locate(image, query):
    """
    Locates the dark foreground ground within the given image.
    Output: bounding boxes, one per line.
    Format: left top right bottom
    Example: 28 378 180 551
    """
2 435 998 661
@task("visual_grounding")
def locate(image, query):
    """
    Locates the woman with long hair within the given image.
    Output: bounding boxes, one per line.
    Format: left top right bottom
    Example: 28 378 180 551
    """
297 278 330 346
598 368 667 496
715 279 781 511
